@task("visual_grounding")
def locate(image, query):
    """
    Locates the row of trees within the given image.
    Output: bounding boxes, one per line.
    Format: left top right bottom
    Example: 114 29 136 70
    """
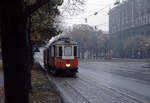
121 35 150 58
64 24 150 59
65 24 111 59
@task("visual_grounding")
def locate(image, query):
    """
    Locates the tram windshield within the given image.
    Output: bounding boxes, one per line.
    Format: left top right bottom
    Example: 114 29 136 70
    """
64 46 72 56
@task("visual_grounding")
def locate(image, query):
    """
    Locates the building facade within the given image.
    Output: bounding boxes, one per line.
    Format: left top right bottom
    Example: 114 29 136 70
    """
109 0 150 58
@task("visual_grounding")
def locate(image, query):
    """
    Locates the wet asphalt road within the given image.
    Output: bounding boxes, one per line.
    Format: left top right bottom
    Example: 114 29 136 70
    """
48 62 150 103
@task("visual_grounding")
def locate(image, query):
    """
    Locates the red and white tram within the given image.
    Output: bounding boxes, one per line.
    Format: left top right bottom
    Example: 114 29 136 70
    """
44 37 78 75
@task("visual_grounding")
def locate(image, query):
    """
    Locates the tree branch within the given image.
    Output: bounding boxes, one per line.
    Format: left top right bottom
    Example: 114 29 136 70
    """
25 0 51 18
25 0 63 18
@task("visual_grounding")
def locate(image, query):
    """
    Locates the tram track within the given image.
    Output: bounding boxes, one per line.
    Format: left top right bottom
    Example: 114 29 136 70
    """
47 72 143 103
77 73 146 103
63 79 91 103
45 62 150 103
47 74 91 103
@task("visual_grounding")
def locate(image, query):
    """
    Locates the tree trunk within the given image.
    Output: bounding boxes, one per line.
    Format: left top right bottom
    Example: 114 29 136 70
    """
27 16 33 92
1 0 29 103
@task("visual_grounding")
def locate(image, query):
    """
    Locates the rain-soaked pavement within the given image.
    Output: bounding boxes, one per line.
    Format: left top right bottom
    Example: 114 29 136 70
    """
48 61 150 103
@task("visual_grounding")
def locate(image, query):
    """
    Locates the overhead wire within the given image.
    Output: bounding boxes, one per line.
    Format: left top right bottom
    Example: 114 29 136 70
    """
86 1 115 18
63 10 108 20
61 1 115 20
60 1 117 29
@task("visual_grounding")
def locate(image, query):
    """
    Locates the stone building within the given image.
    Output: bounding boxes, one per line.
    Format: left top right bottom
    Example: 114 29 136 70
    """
109 0 150 58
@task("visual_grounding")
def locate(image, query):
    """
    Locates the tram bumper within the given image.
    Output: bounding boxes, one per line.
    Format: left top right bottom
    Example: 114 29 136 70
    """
55 68 78 72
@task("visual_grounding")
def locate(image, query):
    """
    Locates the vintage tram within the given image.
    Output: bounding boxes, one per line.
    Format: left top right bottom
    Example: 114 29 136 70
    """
44 37 78 75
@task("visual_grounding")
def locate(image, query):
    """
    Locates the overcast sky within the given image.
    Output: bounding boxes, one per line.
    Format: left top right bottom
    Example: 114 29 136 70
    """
60 0 116 31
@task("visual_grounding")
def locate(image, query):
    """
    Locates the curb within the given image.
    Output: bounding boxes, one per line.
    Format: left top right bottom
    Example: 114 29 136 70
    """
47 75 69 103
36 63 67 103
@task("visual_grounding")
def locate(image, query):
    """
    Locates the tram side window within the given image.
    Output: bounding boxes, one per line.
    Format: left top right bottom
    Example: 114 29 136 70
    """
74 46 77 57
52 46 54 57
59 46 62 57
54 46 57 56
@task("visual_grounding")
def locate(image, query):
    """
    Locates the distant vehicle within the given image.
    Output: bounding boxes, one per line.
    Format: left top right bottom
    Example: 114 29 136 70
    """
44 37 78 76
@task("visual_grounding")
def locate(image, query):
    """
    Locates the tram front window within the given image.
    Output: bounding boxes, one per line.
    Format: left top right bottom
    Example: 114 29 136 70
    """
64 46 72 56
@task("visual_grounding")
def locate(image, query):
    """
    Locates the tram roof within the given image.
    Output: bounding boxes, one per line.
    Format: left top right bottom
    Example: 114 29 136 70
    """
50 37 78 46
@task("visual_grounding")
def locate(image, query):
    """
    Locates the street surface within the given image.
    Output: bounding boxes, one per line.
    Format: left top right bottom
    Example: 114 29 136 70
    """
48 61 150 103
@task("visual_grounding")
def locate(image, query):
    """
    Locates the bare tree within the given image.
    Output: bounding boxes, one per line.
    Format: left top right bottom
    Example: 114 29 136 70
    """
68 24 110 59
60 0 85 16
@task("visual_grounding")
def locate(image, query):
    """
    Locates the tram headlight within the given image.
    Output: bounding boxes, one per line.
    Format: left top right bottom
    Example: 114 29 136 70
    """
66 64 70 67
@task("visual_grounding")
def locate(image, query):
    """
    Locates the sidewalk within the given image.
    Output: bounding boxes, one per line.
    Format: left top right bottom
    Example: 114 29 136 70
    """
0 63 62 103
30 64 62 103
